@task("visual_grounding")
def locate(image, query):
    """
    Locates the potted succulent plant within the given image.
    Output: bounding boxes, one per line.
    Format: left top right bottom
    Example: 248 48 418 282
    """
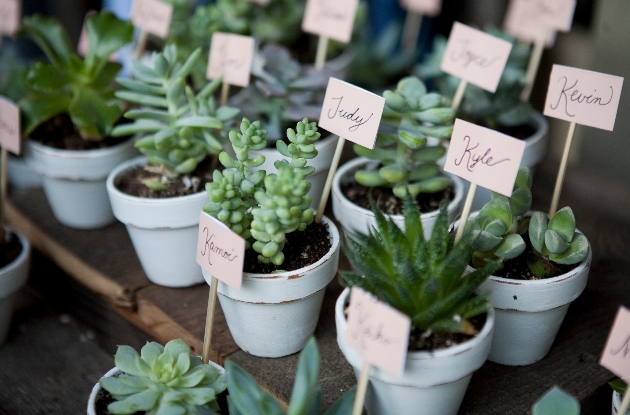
87 338 227 415
224 337 357 415
416 28 549 210
462 168 591 365
18 11 136 229
336 192 499 415
106 45 240 287
203 117 340 358
332 76 465 239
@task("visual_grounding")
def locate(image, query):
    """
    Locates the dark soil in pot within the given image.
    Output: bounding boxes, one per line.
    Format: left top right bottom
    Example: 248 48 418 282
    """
0 232 22 268
408 313 486 351
244 220 332 274
29 114 129 150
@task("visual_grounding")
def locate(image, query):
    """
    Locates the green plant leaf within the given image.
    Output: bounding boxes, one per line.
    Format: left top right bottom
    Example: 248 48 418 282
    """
24 62 74 92
480 196 512 231
412 145 446 162
549 233 589 265
69 88 122 140
18 15 73 68
174 116 222 129
85 10 133 77
492 233 525 259
514 166 533 189
532 386 580 415
544 229 570 254
510 185 532 216
19 94 71 135
114 345 144 377
529 212 549 253
225 360 284 415
548 207 576 244
216 106 241 122
379 164 407 183
412 107 455 124
287 338 320 415
140 342 164 366
107 389 161 414
324 386 357 415
609 379 627 394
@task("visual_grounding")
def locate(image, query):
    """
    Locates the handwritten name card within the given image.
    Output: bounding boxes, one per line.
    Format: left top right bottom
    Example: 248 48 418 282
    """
346 287 411 377
0 0 20 36
0 97 20 155
196 212 245 290
440 22 513 93
504 0 557 47
318 78 385 149
600 307 630 380
246 0 270 5
131 0 173 39
302 0 359 43
544 65 624 131
505 0 576 33
444 119 525 196
206 32 254 87
399 0 442 16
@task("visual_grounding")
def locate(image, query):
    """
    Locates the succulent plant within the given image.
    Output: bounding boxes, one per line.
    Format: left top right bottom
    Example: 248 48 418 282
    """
224 337 356 415
531 387 580 415
416 27 533 130
111 44 240 190
99 338 226 415
342 191 499 335
352 76 455 199
204 117 319 265
18 11 133 140
528 207 590 278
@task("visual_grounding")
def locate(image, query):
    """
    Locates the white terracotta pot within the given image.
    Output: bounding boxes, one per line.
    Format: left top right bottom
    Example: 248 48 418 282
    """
7 154 41 192
335 288 494 415
203 216 340 358
612 390 629 415
0 229 31 346
24 139 138 229
332 157 465 240
246 134 338 210
107 156 206 287
87 361 225 415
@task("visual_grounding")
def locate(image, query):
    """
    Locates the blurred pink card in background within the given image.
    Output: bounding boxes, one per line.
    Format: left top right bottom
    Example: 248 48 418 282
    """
440 22 513 93
196 212 245 290
346 287 411 377
444 119 525 197
207 32 255 87
131 0 173 39
0 97 21 156
301 0 359 43
0 0 20 35
544 65 624 131
318 78 385 149
399 0 442 16
600 307 630 381
504 0 557 47
504 0 576 33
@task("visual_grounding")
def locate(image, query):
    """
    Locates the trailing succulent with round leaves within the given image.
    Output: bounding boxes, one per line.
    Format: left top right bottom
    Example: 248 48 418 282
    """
18 11 133 140
111 44 240 190
99 338 226 415
342 191 499 335
353 76 455 199
223 337 356 415
204 118 319 265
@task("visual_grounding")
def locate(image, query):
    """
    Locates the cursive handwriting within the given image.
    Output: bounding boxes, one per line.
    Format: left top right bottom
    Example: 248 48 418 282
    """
135 2 169 25
200 228 238 266
211 39 245 74
316 0 347 21
610 334 630 358
327 96 372 132
453 135 510 172
350 301 398 351
550 76 614 117
449 39 501 69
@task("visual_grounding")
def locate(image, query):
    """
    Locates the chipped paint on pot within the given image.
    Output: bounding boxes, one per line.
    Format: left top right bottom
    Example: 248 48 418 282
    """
332 157 465 240
612 390 630 415
107 156 206 287
335 288 494 415
24 139 138 229
203 216 340 358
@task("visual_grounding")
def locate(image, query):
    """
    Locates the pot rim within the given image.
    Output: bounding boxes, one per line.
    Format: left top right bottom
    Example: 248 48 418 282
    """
0 228 31 298
26 136 135 158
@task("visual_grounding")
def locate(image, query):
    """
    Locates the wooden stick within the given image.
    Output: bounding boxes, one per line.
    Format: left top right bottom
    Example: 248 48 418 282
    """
451 79 468 112
315 36 329 70
134 30 149 60
202 276 219 364
619 388 630 415
455 182 477 243
401 11 423 52
220 81 230 106
520 26 548 102
315 136 345 223
0 148 6 242
351 361 371 415
549 122 576 217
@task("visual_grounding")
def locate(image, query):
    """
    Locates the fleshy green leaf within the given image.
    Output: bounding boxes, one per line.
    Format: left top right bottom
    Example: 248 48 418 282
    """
529 212 549 253
532 386 580 415
548 207 576 244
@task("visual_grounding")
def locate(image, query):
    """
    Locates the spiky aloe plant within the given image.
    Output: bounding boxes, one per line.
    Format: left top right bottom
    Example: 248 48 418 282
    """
99 338 226 415
342 191 499 335
111 44 240 190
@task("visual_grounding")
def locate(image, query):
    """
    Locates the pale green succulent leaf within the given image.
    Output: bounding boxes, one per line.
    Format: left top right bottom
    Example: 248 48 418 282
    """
509 185 532 217
548 206 576 243
545 229 570 254
549 234 589 265
532 386 580 415
529 212 549 253
492 233 526 259
480 196 512 231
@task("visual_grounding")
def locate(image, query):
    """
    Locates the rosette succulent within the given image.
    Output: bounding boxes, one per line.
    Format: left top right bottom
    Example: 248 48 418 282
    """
100 338 226 415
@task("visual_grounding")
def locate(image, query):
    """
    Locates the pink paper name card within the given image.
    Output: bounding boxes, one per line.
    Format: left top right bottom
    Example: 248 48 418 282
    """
318 78 385 149
504 0 557 47
399 0 442 16
544 65 624 131
440 22 513 93
346 287 411 377
131 0 173 39
206 32 255 87
196 212 245 290
301 0 359 43
505 0 576 33
0 0 20 36
600 307 630 380
0 97 20 155
444 119 525 196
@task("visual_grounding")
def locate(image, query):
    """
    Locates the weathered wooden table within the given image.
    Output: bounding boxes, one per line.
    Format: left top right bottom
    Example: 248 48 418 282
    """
8 157 629 414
